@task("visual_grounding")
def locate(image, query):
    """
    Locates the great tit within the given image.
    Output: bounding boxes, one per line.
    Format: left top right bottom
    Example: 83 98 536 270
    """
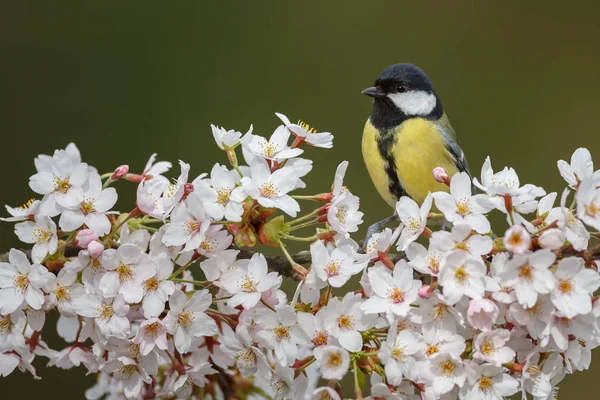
361 63 471 241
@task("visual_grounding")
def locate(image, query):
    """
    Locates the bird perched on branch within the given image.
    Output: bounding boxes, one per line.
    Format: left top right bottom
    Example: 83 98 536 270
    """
361 63 471 242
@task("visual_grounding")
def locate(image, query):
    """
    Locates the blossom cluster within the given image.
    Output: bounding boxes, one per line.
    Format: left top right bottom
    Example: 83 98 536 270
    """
1 114 600 400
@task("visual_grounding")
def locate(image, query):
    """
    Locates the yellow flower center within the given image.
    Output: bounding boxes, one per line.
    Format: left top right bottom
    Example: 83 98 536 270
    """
480 340 495 356
432 303 449 320
426 344 439 356
259 182 279 197
391 346 405 361
117 364 136 380
97 305 114 321
13 274 29 294
326 260 341 277
184 220 201 235
387 287 405 303
456 198 471 216
117 263 135 282
144 277 159 292
558 280 573 294
81 198 96 215
54 176 72 193
586 201 600 217
406 216 421 232
178 311 195 328
33 228 51 244
335 205 348 225
239 276 257 292
216 188 231 205
325 352 342 367
297 120 317 134
312 331 329 347
454 267 469 283
18 198 36 210
128 343 141 358
200 237 219 253
337 315 355 330
143 321 162 338
518 264 533 281
236 348 256 368
440 360 456 376
0 317 10 334
478 376 494 392
55 285 71 302
272 325 291 342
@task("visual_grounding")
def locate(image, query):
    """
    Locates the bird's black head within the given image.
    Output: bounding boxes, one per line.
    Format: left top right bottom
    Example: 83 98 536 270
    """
362 64 443 130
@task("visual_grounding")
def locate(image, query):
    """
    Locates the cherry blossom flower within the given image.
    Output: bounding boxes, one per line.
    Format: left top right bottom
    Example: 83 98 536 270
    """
576 178 600 230
220 324 269 378
0 249 53 314
325 292 374 352
396 193 432 251
557 147 600 188
136 178 168 218
46 268 86 317
194 163 246 222
503 224 531 254
438 250 486 305
327 192 363 236
474 156 544 198
379 326 424 385
508 296 554 340
550 257 600 318
141 153 172 187
1 198 40 222
255 306 310 366
15 216 58 263
460 361 519 400
314 345 349 380
0 311 26 352
423 353 466 396
472 329 515 366
241 161 300 217
222 253 282 309
196 225 233 257
406 241 444 276
311 240 367 287
297 307 332 348
430 223 493 260
132 318 168 356
74 294 130 340
161 160 190 217
29 148 89 216
141 254 175 318
433 172 495 233
243 125 303 160
275 112 334 148
98 244 157 304
100 356 151 399
163 289 218 353
59 173 118 235
421 330 466 360
162 193 212 252
199 249 239 285
211 124 248 149
467 298 499 332
361 260 421 321
496 249 556 308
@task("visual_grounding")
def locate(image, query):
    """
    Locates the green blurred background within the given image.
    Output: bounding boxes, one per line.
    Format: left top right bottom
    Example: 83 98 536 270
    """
1 1 599 398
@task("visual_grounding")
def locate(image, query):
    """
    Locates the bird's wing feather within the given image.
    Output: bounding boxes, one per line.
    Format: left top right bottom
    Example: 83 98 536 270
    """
435 114 471 177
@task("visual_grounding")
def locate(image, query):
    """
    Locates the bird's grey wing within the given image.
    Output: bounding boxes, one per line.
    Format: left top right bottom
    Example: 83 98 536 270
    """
435 114 472 177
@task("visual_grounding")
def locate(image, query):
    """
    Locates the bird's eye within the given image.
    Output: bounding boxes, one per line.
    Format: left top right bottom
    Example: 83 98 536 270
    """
396 85 407 93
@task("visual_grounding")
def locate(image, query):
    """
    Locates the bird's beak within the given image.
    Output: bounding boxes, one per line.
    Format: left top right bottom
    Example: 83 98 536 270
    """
361 86 385 98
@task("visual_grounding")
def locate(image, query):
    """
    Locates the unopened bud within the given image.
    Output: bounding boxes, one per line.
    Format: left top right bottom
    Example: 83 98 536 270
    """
87 241 105 258
418 282 438 299
433 167 450 186
124 173 145 183
75 229 99 248
539 228 566 250
111 165 129 181
181 183 195 201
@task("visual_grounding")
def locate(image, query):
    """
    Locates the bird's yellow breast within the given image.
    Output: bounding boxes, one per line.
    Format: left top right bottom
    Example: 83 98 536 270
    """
362 118 457 207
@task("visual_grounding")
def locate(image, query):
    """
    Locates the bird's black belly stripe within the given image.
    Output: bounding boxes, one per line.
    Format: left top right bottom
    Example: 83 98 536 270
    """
376 131 407 201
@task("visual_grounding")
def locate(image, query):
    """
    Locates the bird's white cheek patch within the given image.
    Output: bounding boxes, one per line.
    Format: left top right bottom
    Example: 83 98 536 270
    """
388 90 437 116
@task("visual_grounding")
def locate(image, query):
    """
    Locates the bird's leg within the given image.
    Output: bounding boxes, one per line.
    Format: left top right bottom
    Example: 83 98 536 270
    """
362 214 399 250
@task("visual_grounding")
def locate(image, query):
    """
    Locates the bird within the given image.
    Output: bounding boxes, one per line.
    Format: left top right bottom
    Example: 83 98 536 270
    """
361 63 471 242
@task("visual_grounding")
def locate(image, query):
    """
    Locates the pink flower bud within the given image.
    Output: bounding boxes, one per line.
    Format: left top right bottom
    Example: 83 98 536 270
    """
87 240 105 258
432 167 450 186
418 285 433 299
182 183 195 200
75 229 99 248
539 228 566 250
503 225 531 254
111 165 129 181
467 298 499 332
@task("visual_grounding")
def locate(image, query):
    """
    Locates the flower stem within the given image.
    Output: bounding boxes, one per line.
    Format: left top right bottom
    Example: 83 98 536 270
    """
288 219 321 232
171 278 208 286
278 240 308 277
260 298 277 312
282 234 319 242
103 207 141 245
169 259 195 279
